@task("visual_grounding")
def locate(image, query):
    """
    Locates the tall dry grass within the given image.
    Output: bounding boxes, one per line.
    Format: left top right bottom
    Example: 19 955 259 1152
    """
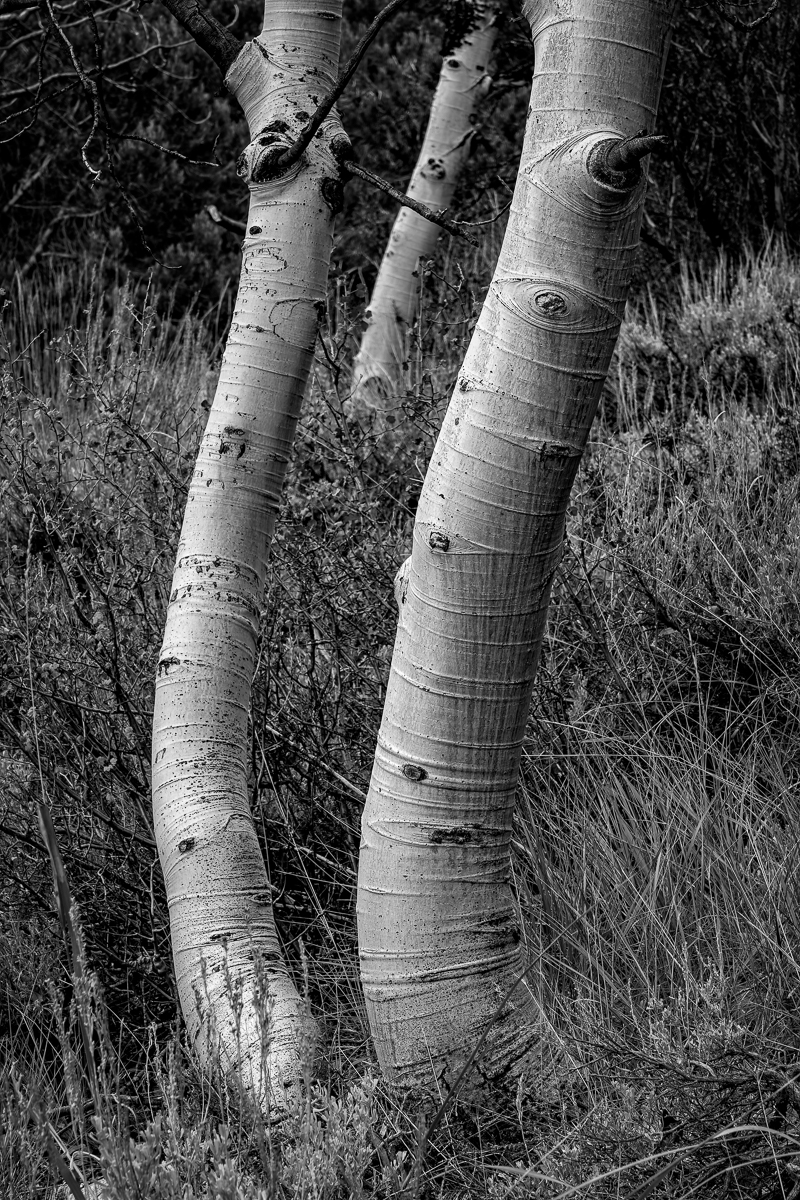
2 243 800 1197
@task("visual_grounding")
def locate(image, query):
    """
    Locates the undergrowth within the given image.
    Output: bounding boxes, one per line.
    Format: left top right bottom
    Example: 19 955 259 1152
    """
2 244 800 1197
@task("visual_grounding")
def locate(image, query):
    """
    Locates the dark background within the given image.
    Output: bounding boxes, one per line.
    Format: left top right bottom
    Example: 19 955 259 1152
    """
2 0 797 316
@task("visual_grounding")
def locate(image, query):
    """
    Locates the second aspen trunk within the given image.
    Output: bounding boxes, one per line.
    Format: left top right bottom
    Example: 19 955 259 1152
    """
151 0 348 1115
357 0 677 1090
350 3 497 409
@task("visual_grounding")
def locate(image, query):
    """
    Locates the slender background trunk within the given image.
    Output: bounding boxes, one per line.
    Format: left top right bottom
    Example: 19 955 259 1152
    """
350 2 497 409
357 0 678 1090
151 0 348 1113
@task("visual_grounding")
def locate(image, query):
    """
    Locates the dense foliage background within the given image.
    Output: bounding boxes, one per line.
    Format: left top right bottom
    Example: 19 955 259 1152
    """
2 0 800 1197
2 0 798 306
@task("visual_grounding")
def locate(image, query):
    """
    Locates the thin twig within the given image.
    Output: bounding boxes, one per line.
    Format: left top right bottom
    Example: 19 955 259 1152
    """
464 197 512 228
708 0 779 30
343 159 479 245
42 0 101 177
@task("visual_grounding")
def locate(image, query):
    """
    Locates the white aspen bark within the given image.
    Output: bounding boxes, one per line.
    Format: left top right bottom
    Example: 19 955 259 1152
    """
151 1 348 1115
357 0 677 1090
350 3 497 407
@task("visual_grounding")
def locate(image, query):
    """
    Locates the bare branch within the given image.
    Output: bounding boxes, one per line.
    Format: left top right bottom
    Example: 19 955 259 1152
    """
157 0 242 74
588 130 670 189
606 132 670 171
272 0 411 174
1 38 194 103
708 0 780 31
42 0 101 176
207 203 246 235
342 159 479 245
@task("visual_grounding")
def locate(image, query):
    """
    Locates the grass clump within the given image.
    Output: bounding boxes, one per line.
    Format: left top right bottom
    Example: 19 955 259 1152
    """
2 244 800 1196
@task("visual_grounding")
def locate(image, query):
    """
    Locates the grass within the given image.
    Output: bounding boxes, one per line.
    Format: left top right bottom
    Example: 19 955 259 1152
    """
2 242 800 1196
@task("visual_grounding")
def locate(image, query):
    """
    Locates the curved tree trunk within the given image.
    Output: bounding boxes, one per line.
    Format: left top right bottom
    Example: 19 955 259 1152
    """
151 0 348 1116
357 0 677 1091
350 2 497 410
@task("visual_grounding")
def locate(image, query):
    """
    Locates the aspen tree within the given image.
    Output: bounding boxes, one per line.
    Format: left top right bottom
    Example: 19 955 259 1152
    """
350 1 498 408
151 0 350 1112
357 0 678 1090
